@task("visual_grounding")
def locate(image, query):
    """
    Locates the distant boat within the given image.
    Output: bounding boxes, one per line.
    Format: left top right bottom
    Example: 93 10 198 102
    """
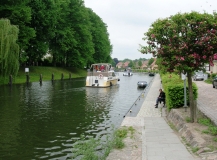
123 71 133 76
123 68 133 76
86 63 120 87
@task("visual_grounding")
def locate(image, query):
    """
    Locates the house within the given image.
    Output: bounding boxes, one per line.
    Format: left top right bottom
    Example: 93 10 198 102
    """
210 60 217 73
150 58 158 70
123 61 130 68
141 60 149 69
116 61 130 69
116 62 123 69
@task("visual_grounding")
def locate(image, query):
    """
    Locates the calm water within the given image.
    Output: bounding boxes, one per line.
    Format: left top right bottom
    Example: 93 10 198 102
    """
0 72 153 160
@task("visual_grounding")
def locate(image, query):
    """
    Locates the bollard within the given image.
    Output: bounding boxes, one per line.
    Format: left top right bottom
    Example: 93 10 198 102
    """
51 73 54 81
8 75 12 86
61 73 64 80
69 73 71 80
39 74 42 85
26 74 30 84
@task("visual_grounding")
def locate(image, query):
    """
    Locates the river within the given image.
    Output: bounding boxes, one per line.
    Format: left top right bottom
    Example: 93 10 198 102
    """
0 72 153 159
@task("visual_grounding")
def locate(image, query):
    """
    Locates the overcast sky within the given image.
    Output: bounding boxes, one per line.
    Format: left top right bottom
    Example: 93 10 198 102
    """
84 0 217 61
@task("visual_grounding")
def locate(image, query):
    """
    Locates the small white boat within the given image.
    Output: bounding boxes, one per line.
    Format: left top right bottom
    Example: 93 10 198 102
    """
86 63 120 87
123 72 133 76
123 68 133 76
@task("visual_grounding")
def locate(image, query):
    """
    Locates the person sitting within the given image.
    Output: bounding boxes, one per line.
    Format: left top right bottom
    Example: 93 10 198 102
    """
100 65 105 71
155 89 165 108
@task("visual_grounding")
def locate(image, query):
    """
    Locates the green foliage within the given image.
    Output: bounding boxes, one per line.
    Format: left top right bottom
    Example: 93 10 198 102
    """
0 66 87 85
0 19 20 80
128 60 134 68
208 126 217 136
198 117 217 136
0 0 112 69
198 118 212 126
148 58 154 66
140 11 217 122
138 60 142 67
185 117 191 123
72 126 135 160
87 8 112 65
0 0 35 53
192 147 199 153
161 73 198 110
72 134 99 160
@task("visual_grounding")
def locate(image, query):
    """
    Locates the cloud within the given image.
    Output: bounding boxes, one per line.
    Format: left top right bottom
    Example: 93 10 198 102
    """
84 0 217 60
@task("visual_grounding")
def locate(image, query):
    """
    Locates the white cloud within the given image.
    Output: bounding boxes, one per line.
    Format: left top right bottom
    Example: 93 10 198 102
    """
84 0 217 60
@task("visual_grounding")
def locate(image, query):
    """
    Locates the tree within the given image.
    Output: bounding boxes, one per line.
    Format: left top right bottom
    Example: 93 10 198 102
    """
0 19 19 78
113 58 119 66
87 8 112 65
148 58 154 66
128 60 134 68
0 0 35 64
139 11 217 122
138 60 142 68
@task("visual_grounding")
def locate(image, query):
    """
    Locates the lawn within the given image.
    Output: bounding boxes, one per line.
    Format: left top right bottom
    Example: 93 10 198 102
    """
0 66 87 85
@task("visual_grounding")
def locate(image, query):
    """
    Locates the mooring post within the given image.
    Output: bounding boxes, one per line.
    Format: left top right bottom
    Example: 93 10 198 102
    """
26 73 30 84
69 73 71 80
8 75 12 86
51 73 54 81
39 74 42 85
61 73 64 80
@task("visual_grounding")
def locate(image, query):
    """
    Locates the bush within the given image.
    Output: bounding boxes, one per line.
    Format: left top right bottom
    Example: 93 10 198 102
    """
161 73 198 110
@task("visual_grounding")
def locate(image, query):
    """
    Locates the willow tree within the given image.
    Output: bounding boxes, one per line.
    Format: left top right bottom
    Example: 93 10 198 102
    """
0 19 19 79
139 11 217 122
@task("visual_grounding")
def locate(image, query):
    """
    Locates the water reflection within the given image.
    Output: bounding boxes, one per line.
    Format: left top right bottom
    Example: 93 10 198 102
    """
0 73 153 159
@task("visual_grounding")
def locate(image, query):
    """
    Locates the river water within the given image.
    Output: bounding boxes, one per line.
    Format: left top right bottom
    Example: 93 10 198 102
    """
0 72 153 159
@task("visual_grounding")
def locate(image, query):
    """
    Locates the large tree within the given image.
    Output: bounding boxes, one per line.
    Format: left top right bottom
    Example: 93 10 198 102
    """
0 0 35 64
87 8 112 65
0 19 19 78
139 11 217 122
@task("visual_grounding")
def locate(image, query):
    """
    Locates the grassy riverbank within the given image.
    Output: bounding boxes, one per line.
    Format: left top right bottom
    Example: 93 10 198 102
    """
0 66 87 85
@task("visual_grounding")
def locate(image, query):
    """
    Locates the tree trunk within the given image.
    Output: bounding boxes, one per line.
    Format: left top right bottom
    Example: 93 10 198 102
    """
187 72 195 122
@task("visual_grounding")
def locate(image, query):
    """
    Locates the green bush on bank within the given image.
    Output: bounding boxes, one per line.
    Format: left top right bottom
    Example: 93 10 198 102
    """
161 73 198 110
0 66 87 85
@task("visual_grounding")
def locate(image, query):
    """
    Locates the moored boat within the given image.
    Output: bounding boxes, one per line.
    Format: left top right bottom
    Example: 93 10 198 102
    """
86 63 120 87
137 81 148 88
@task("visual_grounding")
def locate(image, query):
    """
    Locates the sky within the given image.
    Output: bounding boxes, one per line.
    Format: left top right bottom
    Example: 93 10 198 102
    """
84 0 217 61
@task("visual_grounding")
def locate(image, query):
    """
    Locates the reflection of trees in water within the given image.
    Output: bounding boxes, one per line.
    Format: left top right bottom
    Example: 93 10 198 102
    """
0 74 151 159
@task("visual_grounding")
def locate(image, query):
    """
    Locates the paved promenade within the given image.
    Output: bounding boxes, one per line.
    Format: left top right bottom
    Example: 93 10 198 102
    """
194 80 217 126
107 74 200 160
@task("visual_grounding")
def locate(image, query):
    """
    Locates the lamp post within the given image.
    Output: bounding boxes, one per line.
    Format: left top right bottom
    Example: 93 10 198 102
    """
182 72 187 112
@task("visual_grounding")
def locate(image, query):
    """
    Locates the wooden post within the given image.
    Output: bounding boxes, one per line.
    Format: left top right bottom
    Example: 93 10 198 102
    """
8 75 12 86
26 74 30 84
61 73 64 80
39 74 42 85
51 73 54 81
69 73 71 80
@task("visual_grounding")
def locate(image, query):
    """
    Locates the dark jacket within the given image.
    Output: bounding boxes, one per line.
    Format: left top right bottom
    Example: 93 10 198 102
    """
159 91 165 99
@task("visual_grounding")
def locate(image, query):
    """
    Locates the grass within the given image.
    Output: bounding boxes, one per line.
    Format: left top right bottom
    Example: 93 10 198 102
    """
198 117 217 135
168 122 178 131
204 79 212 84
185 116 191 123
72 126 135 160
181 137 199 153
0 66 87 85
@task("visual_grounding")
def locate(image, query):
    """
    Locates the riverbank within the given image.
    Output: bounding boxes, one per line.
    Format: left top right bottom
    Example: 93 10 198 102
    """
0 66 87 85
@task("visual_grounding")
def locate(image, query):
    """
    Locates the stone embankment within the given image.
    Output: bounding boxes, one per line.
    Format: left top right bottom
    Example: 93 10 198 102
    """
167 109 217 160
